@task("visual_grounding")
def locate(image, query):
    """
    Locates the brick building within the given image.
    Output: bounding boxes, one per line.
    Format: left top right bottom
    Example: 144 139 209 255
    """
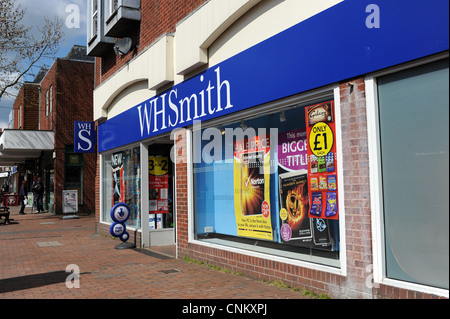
89 0 449 299
0 45 96 215
12 82 40 130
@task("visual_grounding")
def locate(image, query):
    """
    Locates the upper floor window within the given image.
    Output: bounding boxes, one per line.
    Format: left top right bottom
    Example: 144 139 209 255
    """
86 0 116 57
88 0 98 41
18 105 22 129
45 90 49 117
49 85 53 115
106 0 119 19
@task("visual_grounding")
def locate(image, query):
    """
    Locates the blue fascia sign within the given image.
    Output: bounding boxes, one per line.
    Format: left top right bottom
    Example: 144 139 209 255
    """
74 121 96 153
98 0 449 153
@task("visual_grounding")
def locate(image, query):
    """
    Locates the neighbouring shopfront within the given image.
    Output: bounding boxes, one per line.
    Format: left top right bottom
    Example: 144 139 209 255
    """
92 0 448 298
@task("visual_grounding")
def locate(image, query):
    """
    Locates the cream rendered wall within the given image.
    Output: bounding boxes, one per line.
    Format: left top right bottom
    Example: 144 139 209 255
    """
208 0 343 67
94 0 343 122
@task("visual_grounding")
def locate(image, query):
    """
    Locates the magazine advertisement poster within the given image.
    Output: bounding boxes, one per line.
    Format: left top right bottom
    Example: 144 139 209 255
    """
277 128 331 248
233 135 272 240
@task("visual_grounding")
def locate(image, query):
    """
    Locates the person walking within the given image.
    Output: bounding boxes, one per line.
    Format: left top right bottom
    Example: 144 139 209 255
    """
19 181 28 214
33 178 44 213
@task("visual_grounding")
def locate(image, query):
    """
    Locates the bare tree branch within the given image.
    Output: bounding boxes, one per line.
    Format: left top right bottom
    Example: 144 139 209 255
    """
0 0 63 100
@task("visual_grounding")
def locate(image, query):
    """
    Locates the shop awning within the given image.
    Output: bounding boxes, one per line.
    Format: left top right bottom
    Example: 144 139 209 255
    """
0 130 54 166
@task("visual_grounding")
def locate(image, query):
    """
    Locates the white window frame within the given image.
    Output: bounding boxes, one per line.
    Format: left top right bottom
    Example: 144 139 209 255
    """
49 85 53 115
45 90 49 117
366 52 449 298
186 83 347 276
106 0 119 19
18 105 22 129
87 0 98 41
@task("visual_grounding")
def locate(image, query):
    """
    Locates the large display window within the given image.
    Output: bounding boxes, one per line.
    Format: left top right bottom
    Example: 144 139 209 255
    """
376 58 449 289
102 146 141 228
193 99 341 267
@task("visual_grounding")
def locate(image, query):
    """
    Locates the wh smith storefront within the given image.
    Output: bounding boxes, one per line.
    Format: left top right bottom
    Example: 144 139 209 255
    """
94 0 448 298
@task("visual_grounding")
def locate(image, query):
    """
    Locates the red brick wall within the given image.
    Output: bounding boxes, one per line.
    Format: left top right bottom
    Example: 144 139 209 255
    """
174 130 189 250
95 0 208 87
12 84 40 130
338 78 373 298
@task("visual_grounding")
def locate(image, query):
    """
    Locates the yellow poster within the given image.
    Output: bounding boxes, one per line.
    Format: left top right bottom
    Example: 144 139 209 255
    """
233 135 272 240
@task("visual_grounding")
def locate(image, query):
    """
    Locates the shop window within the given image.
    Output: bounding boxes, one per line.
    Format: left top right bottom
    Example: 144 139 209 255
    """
193 99 341 267
377 58 449 290
102 146 141 228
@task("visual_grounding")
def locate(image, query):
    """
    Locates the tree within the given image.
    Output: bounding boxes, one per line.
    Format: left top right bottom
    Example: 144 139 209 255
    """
0 0 63 99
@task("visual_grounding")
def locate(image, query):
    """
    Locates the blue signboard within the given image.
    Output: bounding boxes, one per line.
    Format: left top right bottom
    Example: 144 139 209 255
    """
74 121 96 153
98 0 449 152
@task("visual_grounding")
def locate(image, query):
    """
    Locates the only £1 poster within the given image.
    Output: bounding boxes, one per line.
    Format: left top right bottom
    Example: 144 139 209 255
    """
305 101 339 220
233 135 273 240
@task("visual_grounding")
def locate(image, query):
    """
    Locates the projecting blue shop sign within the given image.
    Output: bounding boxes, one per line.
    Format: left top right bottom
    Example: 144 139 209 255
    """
74 121 96 153
98 0 449 152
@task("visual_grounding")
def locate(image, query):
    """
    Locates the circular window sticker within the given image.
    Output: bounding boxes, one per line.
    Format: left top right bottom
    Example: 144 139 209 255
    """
280 223 292 242
261 200 270 218
308 122 334 157
110 203 131 223
280 208 288 221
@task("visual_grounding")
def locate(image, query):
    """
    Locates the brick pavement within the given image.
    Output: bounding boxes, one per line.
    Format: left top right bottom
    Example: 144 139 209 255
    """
1 205 313 301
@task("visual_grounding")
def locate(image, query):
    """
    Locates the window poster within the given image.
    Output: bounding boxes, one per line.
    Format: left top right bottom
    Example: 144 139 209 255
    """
149 156 169 229
112 151 125 205
233 135 273 240
305 101 339 220
277 129 331 248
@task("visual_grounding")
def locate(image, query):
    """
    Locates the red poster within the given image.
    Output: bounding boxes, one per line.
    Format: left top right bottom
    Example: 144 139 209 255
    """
305 101 339 220
149 156 169 214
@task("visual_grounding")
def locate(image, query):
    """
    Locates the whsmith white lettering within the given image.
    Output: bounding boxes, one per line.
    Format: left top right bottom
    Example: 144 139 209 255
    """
138 66 233 137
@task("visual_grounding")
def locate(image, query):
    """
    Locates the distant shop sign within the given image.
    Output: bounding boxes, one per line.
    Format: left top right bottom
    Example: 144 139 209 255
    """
74 121 96 153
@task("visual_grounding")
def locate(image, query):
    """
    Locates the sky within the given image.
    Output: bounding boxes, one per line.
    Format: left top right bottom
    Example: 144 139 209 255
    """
0 0 88 129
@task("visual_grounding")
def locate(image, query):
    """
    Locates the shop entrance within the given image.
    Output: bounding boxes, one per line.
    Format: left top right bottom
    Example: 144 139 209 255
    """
146 142 176 247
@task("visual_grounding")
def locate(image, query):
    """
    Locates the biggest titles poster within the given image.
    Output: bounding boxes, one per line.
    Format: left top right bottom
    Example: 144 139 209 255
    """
234 135 273 240
277 128 332 248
